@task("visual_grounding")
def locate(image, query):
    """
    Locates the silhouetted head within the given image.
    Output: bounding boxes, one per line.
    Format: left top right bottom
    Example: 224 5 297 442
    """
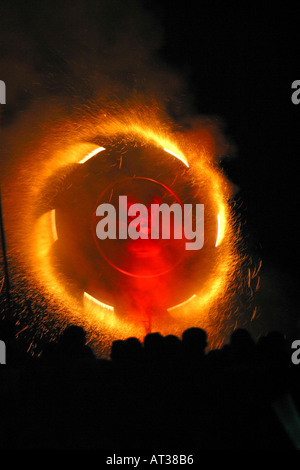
162 335 182 364
164 334 181 349
164 334 181 353
230 328 254 351
122 337 143 365
110 339 124 364
60 325 87 349
257 330 287 363
182 327 208 360
143 332 164 361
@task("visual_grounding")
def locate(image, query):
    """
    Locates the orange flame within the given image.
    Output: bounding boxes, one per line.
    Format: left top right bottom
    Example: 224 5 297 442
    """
1 102 248 355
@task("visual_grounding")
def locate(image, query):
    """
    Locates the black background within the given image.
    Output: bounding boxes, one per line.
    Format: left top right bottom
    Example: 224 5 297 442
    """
145 2 299 275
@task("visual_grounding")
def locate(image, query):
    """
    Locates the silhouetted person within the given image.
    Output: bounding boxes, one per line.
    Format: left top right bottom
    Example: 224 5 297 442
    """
258 331 287 364
110 339 124 366
255 331 289 399
143 332 164 366
229 328 255 364
181 327 208 364
162 334 182 368
48 325 95 365
122 337 144 366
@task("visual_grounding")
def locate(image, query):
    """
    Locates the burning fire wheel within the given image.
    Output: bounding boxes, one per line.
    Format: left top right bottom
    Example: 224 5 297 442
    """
3 111 239 346
49 138 224 327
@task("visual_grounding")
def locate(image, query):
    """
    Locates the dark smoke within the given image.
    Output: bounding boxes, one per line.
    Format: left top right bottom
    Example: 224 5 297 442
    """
0 0 189 125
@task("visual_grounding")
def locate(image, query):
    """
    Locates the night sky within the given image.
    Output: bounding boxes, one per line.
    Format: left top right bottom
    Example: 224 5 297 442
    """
148 2 299 272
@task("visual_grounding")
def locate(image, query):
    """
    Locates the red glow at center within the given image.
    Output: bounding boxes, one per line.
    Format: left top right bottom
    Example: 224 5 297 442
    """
91 177 187 278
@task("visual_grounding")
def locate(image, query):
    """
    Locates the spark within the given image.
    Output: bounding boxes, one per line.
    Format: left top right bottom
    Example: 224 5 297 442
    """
168 294 197 312
15 325 29 338
163 148 189 168
0 276 4 294
251 306 258 322
83 292 114 311
78 146 106 164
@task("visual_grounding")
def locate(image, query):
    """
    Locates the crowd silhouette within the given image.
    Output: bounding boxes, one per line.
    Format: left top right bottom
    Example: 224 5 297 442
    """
0 317 300 450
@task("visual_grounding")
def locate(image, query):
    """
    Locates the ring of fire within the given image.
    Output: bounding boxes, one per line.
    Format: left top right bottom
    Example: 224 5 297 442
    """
2 106 241 352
